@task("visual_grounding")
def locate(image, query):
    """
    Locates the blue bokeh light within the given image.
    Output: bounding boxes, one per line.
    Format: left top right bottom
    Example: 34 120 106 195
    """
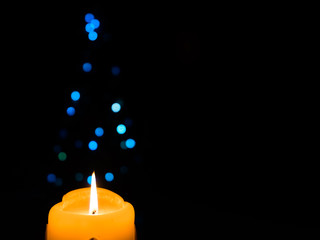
82 62 92 72
74 140 83 148
116 124 126 134
47 173 56 183
71 91 80 101
120 140 127 150
85 13 95 23
105 172 114 182
88 31 98 41
75 172 84 182
111 66 120 76
87 175 92 185
95 127 104 137
90 19 100 29
67 107 76 116
88 140 98 151
111 103 121 113
126 139 136 149
85 23 95 32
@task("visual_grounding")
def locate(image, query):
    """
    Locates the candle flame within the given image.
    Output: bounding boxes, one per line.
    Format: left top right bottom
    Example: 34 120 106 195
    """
89 171 98 215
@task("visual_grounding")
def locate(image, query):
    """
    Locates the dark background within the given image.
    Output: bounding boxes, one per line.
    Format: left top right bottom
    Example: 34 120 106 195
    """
2 3 319 239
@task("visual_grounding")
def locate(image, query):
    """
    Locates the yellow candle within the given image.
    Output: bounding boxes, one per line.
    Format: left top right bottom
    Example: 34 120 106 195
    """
46 172 136 240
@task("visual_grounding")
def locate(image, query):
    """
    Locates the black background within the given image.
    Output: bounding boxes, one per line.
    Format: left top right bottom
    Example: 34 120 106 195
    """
1 3 319 239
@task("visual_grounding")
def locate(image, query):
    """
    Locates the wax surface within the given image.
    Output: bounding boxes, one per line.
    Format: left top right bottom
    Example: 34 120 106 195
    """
46 187 135 240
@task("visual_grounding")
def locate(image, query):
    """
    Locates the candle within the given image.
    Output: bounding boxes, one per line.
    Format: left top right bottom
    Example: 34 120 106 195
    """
46 172 136 240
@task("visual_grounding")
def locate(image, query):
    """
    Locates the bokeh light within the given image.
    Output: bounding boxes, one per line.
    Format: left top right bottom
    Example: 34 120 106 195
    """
90 19 100 29
116 124 126 134
88 140 98 151
74 140 83 149
88 31 98 41
71 91 80 101
120 140 127 150
66 107 76 116
85 13 95 23
85 23 95 32
47 173 56 183
75 172 84 182
55 178 63 186
111 103 121 113
105 172 114 182
82 62 92 72
95 127 104 137
87 175 92 185
58 152 67 161
125 139 136 149
111 66 120 76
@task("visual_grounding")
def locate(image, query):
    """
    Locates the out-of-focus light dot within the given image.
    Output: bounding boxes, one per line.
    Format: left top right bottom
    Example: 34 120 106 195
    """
85 23 95 32
126 139 136 149
58 152 67 161
59 129 68 139
111 103 121 113
88 140 98 151
105 172 114 182
95 127 104 137
47 173 56 183
85 13 95 23
71 91 80 101
55 178 63 186
120 166 128 174
75 172 84 182
87 175 92 185
116 124 126 134
82 62 92 72
67 107 75 116
90 19 100 29
53 145 61 153
120 140 127 150
88 31 98 41
74 140 83 149
111 66 120 76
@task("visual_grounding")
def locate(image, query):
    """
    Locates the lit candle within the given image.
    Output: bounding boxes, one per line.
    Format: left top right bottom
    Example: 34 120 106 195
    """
46 172 136 240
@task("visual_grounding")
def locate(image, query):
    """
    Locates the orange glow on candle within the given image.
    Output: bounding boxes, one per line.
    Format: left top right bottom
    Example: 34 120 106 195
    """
89 172 98 215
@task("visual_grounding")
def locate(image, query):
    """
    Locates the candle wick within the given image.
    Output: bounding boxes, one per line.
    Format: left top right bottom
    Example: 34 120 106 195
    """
92 210 96 215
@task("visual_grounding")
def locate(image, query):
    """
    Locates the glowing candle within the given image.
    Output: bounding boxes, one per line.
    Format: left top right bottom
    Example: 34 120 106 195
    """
46 172 136 240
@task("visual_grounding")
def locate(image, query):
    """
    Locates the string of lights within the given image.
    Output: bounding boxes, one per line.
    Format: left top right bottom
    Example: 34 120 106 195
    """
46 11 137 189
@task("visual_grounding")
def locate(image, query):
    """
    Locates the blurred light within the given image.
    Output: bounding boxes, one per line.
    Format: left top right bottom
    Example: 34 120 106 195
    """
85 13 95 23
55 178 63 186
90 19 100 29
87 175 92 185
126 139 136 149
85 23 95 32
75 172 84 182
67 106 75 116
47 173 56 183
120 140 127 150
111 66 120 76
59 129 68 139
116 124 126 134
82 62 92 72
58 152 67 161
88 31 98 41
120 166 128 174
111 103 121 113
53 145 62 153
74 140 83 149
124 118 133 127
105 172 114 182
71 91 80 101
95 127 104 137
88 140 98 151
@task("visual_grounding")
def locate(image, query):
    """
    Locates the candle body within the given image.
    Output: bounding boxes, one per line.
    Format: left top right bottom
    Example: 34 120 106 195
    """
46 188 135 240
